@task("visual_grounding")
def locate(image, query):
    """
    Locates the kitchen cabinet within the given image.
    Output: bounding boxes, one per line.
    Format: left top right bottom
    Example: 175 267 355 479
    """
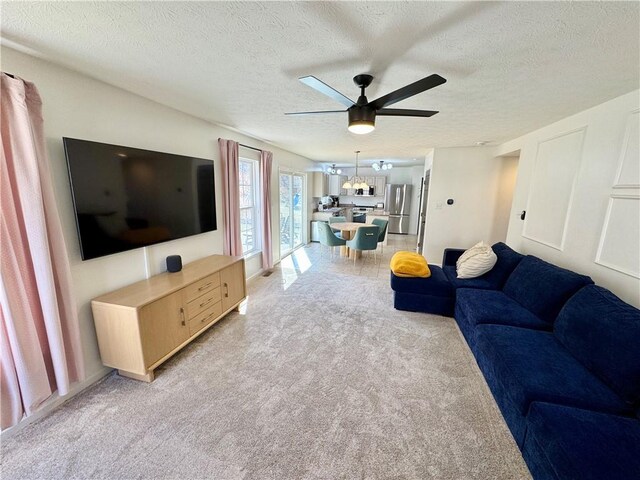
328 175 344 196
312 211 334 221
330 175 348 196
365 177 376 187
375 177 386 197
312 172 329 197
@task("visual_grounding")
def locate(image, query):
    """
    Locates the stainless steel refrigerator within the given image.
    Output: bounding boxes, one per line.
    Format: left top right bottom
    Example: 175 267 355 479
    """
384 184 412 234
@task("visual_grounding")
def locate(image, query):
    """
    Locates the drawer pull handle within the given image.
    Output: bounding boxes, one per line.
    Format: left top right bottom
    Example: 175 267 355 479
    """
199 298 213 308
224 283 229 298
200 312 216 323
179 307 186 326
198 282 213 291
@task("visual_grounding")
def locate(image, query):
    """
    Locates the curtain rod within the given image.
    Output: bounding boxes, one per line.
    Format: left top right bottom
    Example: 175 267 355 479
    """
239 143 263 153
218 138 262 153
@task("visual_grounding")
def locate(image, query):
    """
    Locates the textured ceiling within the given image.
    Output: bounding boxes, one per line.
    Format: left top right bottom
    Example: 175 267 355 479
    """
1 1 639 166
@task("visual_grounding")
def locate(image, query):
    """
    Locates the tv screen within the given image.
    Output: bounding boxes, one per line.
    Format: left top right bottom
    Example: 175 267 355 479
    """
63 138 217 260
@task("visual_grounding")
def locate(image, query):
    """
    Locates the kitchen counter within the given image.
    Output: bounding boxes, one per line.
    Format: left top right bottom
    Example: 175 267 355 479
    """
312 212 334 221
313 207 345 214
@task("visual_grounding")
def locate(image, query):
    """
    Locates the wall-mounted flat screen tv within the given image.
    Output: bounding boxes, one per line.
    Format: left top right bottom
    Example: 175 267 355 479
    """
63 138 216 260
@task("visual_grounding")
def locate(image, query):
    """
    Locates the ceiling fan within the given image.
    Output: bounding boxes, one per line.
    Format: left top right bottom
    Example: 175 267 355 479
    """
285 73 446 134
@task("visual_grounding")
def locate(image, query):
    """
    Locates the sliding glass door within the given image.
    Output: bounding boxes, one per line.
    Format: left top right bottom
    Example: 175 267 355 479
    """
280 172 304 256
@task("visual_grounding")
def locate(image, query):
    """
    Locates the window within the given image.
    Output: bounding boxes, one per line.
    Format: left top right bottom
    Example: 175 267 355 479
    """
239 159 261 256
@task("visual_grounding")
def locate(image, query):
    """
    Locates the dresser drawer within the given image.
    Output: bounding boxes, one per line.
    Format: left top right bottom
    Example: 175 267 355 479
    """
188 300 223 336
186 286 221 319
184 273 220 303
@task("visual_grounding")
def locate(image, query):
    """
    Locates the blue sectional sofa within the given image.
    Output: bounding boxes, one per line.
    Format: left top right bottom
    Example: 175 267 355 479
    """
390 243 640 479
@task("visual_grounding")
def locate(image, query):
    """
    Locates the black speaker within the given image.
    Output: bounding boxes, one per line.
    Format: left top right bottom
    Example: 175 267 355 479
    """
166 255 182 273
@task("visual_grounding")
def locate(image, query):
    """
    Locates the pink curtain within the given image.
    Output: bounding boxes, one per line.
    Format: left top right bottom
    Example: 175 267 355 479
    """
260 150 273 270
1 73 85 430
218 138 242 256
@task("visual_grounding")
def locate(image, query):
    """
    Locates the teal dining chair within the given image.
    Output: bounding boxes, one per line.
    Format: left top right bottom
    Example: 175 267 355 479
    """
317 221 346 258
371 218 388 253
346 225 380 265
328 216 347 236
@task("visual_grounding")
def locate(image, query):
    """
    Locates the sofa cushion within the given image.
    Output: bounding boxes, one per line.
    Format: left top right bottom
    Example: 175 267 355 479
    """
443 265 495 290
393 291 454 317
390 265 453 298
524 403 640 480
555 285 640 405
443 242 523 291
474 325 630 443
455 289 550 350
502 256 593 323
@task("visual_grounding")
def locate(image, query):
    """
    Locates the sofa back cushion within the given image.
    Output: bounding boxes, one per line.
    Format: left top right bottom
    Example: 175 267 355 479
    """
503 256 593 323
483 242 525 289
446 242 524 290
555 285 640 405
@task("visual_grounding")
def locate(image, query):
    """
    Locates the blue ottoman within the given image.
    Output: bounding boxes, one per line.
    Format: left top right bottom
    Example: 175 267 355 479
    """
390 265 454 316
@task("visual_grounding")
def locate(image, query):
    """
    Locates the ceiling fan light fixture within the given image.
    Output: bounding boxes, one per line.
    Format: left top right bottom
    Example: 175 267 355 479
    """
348 121 375 135
348 106 375 135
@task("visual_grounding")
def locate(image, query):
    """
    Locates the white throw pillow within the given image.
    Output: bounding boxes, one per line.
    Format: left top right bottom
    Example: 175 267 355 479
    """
456 241 497 279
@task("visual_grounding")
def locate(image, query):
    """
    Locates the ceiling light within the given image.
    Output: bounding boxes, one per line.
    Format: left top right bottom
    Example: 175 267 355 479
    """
348 107 375 135
372 160 393 171
327 163 342 175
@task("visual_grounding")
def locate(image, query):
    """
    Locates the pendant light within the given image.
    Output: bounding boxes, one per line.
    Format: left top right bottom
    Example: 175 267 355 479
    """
342 151 369 189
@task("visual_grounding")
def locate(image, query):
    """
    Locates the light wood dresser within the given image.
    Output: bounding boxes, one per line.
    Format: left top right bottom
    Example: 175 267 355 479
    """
91 255 246 382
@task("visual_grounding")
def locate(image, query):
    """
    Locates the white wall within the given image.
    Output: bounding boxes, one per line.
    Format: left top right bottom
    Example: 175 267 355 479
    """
423 147 515 264
1 46 314 424
497 89 640 307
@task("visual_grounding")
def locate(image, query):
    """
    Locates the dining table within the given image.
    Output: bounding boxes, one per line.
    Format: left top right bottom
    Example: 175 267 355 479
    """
330 222 373 259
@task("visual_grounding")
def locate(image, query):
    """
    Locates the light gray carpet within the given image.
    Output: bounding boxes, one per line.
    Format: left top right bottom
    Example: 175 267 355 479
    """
1 244 531 479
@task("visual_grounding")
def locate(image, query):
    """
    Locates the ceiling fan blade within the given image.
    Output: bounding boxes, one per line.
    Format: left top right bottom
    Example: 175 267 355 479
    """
285 110 346 116
299 76 355 108
369 74 446 110
376 108 439 117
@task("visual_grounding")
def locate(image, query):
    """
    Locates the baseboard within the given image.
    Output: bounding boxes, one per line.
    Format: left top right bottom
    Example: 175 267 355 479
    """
0 366 113 440
246 268 265 282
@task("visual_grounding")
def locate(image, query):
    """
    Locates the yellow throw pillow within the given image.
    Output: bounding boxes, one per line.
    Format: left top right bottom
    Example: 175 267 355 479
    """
390 251 431 278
